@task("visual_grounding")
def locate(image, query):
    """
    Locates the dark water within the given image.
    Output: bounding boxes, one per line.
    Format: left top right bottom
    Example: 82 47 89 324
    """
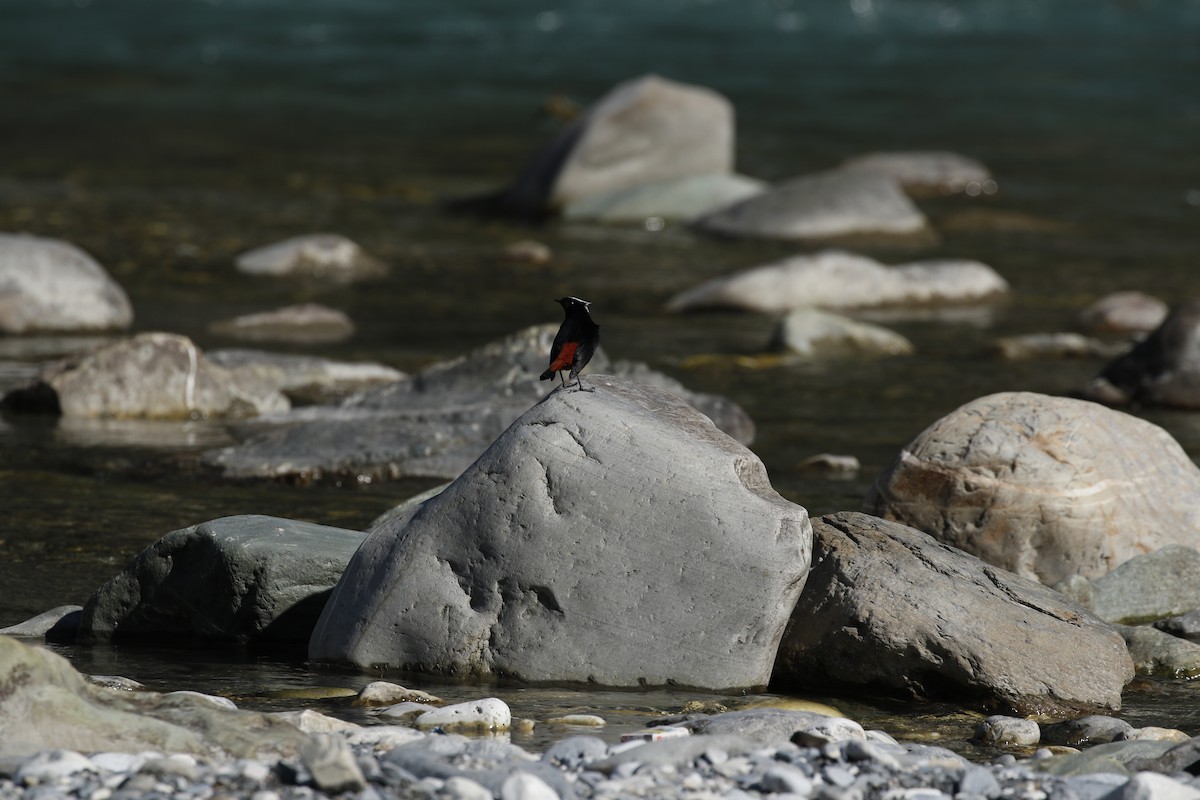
2 0 1200 753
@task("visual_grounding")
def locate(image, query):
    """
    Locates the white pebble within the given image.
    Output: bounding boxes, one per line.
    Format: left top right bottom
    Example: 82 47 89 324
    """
416 697 511 731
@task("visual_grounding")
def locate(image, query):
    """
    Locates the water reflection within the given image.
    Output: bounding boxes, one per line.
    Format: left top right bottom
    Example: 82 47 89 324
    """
53 417 235 450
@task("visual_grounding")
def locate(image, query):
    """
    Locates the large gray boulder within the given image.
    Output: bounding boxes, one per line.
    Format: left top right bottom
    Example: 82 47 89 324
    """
0 233 133 334
666 250 1007 314
0 332 289 419
774 512 1134 715
234 233 385 281
0 634 312 758
1081 298 1200 408
203 325 754 483
865 391 1200 585
78 515 368 644
309 378 811 689
205 348 403 404
692 169 932 243
503 74 734 215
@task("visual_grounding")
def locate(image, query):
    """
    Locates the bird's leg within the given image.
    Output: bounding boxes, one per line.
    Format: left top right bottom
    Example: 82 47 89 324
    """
557 372 567 390
573 373 595 393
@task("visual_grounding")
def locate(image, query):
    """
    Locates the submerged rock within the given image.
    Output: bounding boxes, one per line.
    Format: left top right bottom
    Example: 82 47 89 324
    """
234 233 385 280
503 74 734 215
209 303 356 344
774 512 1133 716
309 378 810 689
78 515 368 644
202 325 753 483
206 348 403 403
692 169 932 243
0 233 133 334
865 391 1200 585
840 151 995 197
772 308 914 358
990 332 1127 361
0 332 289 419
1081 298 1200 408
666 249 1007 314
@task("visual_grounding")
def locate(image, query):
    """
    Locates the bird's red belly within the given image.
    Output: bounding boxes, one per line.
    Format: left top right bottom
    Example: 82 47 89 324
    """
549 341 579 371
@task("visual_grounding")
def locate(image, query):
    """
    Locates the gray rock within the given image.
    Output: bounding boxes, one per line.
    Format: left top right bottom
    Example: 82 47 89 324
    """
299 734 367 794
990 332 1128 361
0 233 133 333
1101 773 1200 800
666 249 1007 314
686 709 865 747
0 634 312 759
692 169 932 243
562 172 766 223
1124 737 1200 774
590 734 760 774
1039 740 1177 778
865 391 1200 586
1053 545 1200 624
203 325 754 483
503 74 734 215
381 736 570 798
772 308 914 358
1156 609 1200 640
774 512 1134 716
1042 716 1134 747
206 348 403 404
0 605 81 638
1115 624 1200 678
757 764 814 795
1082 298 1200 408
1 332 289 419
501 771 560 800
234 233 386 281
972 716 1041 748
368 483 451 530
309 378 810 690
542 737 609 770
209 303 356 344
78 515 367 644
1080 292 1168 335
959 765 1003 796
839 151 994 197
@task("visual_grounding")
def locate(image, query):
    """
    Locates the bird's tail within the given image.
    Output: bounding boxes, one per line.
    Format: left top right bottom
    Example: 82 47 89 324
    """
539 369 554 381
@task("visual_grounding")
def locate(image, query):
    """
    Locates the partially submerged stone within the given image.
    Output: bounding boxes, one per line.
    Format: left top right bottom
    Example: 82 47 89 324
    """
772 308 914 358
840 151 994 197
0 233 133 334
692 169 932 244
235 234 385 281
1079 291 1168 335
209 303 356 344
667 250 1007 314
0 332 288 419
865 391 1200 585
309 378 810 689
774 512 1133 715
78 515 367 644
990 332 1127 361
563 172 766 223
1081 298 1200 408
504 74 734 215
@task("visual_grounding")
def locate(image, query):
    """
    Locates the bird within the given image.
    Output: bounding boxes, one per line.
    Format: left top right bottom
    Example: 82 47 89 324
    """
540 296 600 392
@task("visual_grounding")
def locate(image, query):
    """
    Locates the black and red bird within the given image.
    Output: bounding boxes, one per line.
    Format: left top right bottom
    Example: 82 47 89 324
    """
540 296 600 392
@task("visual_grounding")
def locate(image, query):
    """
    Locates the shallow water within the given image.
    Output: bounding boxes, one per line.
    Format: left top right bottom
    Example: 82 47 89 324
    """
2 0 1200 756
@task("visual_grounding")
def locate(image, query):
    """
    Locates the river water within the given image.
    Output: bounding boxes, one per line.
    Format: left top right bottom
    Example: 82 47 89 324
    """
2 0 1200 755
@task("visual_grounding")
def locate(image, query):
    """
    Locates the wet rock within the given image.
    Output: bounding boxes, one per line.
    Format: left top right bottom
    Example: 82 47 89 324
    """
563 172 766 223
1042 716 1134 747
865 391 1200 585
416 698 511 732
990 332 1128 360
0 332 289 419
503 74 733 215
1053 545 1200 624
78 515 367 644
309 378 810 689
354 681 441 707
772 308 914 358
1080 291 1168 335
973 716 1040 748
692 169 933 243
666 249 1007 314
1115 624 1200 678
0 605 81 638
202 325 754 483
206 348 403 403
0 634 312 759
0 233 133 333
209 303 356 344
234 233 385 281
1082 298 1200 408
840 151 995 197
685 709 866 747
774 512 1134 715
1156 609 1200 640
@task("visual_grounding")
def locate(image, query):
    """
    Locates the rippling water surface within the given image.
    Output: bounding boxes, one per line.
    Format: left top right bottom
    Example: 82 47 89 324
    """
2 0 1200 754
